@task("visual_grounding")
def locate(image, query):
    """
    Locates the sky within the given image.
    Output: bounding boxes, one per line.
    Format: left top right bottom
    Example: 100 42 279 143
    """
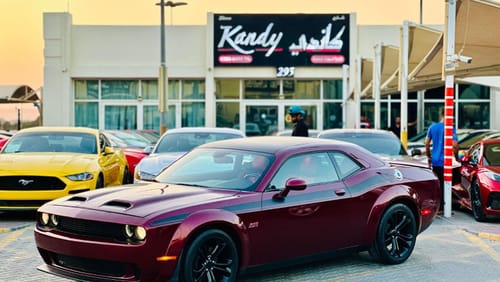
0 0 446 121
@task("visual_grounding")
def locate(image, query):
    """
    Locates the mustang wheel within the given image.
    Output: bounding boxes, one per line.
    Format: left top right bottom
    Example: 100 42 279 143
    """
471 179 486 222
370 203 417 264
182 229 239 282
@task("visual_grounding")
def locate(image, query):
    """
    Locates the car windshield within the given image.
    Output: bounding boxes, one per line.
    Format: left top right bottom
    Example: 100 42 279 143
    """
154 132 243 153
156 148 273 191
321 132 407 156
2 132 98 154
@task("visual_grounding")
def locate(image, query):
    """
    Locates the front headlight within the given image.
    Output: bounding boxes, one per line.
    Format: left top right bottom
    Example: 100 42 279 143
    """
40 213 50 226
66 172 94 181
124 225 147 241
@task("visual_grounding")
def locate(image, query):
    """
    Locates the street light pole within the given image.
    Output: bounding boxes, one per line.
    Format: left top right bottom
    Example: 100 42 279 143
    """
156 0 187 135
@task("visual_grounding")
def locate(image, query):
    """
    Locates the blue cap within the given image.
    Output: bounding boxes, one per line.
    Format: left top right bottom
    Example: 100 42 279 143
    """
288 105 305 116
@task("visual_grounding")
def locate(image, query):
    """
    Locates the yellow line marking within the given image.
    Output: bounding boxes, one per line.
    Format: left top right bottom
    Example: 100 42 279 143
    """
462 230 500 263
0 227 29 249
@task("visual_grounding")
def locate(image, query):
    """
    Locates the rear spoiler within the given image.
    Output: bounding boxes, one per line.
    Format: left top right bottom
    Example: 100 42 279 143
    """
388 159 429 169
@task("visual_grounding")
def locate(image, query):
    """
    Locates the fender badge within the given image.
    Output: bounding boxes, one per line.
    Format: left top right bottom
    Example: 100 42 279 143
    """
394 169 403 180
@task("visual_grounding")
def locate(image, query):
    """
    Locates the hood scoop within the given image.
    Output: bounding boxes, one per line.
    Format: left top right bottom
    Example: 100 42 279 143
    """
67 196 87 202
102 200 132 210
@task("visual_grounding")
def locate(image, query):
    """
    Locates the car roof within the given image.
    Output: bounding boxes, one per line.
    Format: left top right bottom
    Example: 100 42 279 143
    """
15 126 99 135
199 136 366 154
318 128 397 137
162 127 245 136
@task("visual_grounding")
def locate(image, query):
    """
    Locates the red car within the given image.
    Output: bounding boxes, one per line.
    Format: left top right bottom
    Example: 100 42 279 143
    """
34 137 440 281
0 136 9 150
453 138 500 221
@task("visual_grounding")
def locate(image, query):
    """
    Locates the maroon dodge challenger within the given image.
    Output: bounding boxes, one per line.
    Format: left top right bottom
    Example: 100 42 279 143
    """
34 136 440 282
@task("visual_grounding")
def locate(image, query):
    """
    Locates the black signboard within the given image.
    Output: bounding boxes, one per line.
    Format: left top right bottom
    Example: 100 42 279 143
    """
214 14 350 68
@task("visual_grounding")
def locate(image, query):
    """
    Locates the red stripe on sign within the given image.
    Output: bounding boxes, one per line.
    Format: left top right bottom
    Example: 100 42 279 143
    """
445 140 453 147
445 119 454 127
445 107 453 116
444 158 452 166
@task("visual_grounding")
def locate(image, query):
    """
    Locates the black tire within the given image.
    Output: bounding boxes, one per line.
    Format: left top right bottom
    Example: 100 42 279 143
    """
181 229 239 282
122 167 131 184
95 175 104 189
471 179 487 222
369 203 417 264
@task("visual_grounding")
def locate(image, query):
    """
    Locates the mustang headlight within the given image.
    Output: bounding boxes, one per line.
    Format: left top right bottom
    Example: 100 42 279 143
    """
124 225 147 241
135 170 156 181
66 172 94 181
484 170 500 181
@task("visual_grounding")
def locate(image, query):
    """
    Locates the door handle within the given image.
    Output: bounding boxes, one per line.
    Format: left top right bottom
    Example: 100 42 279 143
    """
335 189 346 196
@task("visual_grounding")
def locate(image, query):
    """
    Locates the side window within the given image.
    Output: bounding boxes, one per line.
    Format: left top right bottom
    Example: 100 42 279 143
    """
268 152 339 190
330 151 362 179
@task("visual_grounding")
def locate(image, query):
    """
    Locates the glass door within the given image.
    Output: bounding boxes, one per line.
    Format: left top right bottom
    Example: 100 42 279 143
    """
241 102 320 136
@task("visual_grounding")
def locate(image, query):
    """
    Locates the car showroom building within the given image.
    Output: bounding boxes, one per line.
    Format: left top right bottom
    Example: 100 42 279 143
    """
42 11 500 136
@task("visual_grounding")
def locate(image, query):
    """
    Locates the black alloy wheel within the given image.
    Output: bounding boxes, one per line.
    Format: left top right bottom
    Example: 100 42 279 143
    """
370 203 417 264
471 179 487 222
182 229 239 282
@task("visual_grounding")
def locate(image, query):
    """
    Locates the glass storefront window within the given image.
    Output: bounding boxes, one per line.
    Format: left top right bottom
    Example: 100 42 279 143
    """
216 80 240 99
323 102 343 129
75 80 98 99
323 80 343 99
182 102 205 127
141 80 158 100
75 102 98 129
458 102 490 129
102 80 138 100
423 103 444 128
360 102 374 128
243 80 279 99
283 80 320 99
169 80 180 99
104 105 137 130
216 102 239 128
459 84 489 99
143 105 159 130
182 80 205 99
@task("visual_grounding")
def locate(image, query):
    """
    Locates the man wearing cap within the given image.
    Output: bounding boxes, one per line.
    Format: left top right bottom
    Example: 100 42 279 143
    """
289 105 309 137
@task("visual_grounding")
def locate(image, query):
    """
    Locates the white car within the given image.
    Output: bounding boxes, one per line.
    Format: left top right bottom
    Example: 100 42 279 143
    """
134 127 245 182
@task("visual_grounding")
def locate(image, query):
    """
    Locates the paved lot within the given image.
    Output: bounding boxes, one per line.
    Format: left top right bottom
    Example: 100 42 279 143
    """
1 210 499 281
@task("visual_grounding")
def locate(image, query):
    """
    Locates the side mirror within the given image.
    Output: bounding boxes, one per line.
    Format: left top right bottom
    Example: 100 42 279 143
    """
103 146 115 155
143 146 154 155
273 178 307 201
411 148 422 156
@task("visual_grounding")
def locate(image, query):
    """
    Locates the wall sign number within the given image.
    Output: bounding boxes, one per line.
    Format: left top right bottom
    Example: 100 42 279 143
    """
276 66 295 77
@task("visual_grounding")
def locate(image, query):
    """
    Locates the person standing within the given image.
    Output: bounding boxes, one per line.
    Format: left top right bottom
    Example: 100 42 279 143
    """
288 105 309 137
389 116 417 138
425 107 458 211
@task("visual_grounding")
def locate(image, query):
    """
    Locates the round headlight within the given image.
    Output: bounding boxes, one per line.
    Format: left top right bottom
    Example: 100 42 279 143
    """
50 214 59 226
124 225 135 238
135 226 147 241
40 213 50 226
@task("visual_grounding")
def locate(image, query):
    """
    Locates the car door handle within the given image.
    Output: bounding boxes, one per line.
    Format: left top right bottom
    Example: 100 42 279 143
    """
335 189 346 196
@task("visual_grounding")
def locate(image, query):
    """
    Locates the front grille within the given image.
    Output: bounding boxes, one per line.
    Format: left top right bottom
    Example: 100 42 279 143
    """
52 253 138 278
0 176 66 190
487 192 500 210
56 216 126 241
0 200 49 207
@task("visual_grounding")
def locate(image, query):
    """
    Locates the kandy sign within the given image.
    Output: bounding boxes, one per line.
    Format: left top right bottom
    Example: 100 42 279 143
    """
214 14 350 67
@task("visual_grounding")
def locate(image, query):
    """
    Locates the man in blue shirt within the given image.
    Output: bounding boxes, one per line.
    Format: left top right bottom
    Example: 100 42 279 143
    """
425 107 458 211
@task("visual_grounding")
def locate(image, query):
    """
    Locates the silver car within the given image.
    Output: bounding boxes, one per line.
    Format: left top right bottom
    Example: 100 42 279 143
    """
134 127 245 182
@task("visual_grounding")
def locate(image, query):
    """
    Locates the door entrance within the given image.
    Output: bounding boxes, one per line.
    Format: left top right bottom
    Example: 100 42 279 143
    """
240 102 319 136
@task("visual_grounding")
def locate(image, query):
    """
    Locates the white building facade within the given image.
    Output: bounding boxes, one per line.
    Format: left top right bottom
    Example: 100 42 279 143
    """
42 12 500 136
